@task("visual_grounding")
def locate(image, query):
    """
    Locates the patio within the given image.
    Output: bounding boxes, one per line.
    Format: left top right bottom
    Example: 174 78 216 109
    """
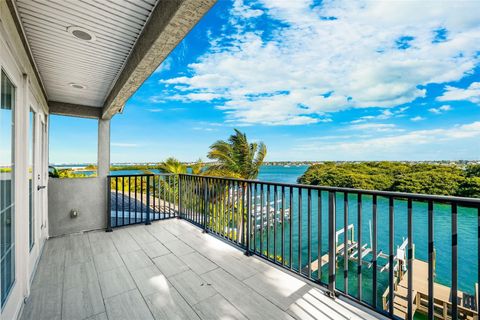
20 218 383 320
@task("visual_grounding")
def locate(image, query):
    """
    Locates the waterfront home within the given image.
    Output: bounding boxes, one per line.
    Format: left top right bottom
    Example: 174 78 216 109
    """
0 1 479 320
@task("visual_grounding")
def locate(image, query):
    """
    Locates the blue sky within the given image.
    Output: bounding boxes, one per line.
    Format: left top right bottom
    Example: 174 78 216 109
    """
50 0 480 164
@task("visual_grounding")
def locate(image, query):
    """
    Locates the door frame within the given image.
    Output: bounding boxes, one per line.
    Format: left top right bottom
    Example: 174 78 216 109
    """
27 92 47 280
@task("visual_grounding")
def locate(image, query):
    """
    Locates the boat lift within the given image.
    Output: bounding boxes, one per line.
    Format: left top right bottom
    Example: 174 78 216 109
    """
309 223 409 273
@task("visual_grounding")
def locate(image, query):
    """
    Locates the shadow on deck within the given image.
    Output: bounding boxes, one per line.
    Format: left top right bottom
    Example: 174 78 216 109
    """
21 219 386 320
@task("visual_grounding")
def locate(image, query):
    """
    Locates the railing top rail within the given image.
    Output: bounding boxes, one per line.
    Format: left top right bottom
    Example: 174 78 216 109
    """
107 173 176 178
107 173 155 177
179 173 480 206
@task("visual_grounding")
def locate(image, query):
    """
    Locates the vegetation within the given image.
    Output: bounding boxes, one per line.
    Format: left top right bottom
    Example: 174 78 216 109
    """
206 129 267 179
298 162 480 197
63 170 88 178
50 127 480 199
48 166 90 178
203 129 266 242
110 164 159 171
85 164 97 170
155 157 204 175
190 159 205 175
157 157 187 174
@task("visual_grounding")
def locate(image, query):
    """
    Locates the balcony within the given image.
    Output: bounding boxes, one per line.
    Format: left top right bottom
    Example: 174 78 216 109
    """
20 218 381 320
21 173 480 320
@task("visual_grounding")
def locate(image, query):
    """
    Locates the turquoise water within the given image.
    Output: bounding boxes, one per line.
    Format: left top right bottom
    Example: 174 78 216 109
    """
104 165 478 304
251 166 478 313
257 165 308 183
72 164 309 179
251 188 478 305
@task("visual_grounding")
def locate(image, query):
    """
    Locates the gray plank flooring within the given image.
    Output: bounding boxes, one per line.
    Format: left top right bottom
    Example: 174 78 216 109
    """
20 219 384 320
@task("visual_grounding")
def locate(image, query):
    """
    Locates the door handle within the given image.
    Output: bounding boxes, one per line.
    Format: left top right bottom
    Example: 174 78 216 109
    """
37 185 46 190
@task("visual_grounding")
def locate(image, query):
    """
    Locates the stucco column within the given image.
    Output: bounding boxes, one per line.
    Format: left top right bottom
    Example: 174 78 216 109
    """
97 119 110 177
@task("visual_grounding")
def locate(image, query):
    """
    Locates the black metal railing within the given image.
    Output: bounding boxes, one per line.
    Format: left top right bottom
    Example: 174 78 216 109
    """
107 173 178 229
108 173 480 320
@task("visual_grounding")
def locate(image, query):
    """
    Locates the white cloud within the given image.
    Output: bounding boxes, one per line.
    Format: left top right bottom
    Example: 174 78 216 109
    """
429 104 452 114
171 92 223 102
154 56 173 74
293 121 480 160
350 107 409 123
437 82 480 103
348 123 403 132
146 107 186 112
194 121 225 127
161 0 480 125
410 116 425 121
231 0 264 19
192 127 219 132
149 96 165 103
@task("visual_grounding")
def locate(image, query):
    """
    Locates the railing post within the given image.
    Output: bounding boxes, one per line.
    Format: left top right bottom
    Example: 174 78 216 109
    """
245 183 252 256
106 176 113 232
428 201 434 320
203 178 208 233
452 203 458 320
388 197 394 317
145 175 151 225
328 191 336 297
178 175 182 219
407 199 413 320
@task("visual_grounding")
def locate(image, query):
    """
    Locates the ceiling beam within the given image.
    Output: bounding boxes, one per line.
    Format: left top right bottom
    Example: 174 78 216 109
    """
101 0 217 120
49 101 102 119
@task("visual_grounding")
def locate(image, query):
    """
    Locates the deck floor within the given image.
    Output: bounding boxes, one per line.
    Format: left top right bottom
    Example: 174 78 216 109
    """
20 219 384 320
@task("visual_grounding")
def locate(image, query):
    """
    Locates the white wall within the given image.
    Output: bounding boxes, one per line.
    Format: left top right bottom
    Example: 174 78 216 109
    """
0 2 49 319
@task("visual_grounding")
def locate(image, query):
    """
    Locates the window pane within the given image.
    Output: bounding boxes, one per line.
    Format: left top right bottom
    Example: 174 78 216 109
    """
1 70 15 307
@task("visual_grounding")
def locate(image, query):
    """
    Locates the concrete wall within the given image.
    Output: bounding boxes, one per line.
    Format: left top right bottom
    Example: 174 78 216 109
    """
48 177 107 237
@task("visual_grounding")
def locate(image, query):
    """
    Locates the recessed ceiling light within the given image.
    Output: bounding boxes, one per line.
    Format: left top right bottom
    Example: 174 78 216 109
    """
69 83 87 89
67 26 96 42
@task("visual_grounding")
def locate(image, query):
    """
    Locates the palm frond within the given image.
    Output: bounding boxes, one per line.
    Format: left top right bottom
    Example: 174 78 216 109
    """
206 129 267 179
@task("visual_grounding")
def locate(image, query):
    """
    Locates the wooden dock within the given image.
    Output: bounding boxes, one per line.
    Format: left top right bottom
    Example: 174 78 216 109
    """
309 224 373 273
306 223 478 320
386 259 478 320
309 241 357 272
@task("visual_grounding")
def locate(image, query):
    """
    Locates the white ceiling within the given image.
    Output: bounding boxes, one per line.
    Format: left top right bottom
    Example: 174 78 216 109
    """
15 0 159 107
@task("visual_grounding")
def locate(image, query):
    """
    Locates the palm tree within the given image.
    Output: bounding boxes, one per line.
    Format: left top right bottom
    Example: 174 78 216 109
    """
206 129 267 242
190 159 205 175
158 157 187 174
155 157 186 209
206 129 267 179
156 157 205 209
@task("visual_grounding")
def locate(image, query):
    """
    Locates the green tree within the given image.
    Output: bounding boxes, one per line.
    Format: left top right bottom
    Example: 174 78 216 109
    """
190 159 205 175
392 170 463 195
206 129 267 179
465 164 480 178
158 157 187 174
298 161 478 197
205 129 267 242
57 169 88 178
458 177 480 197
298 163 394 190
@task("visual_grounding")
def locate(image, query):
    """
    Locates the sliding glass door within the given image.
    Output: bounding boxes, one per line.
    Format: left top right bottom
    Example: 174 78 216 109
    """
0 70 15 307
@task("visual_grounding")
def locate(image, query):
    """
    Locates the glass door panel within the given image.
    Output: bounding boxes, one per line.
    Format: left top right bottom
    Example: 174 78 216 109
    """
1 70 15 307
